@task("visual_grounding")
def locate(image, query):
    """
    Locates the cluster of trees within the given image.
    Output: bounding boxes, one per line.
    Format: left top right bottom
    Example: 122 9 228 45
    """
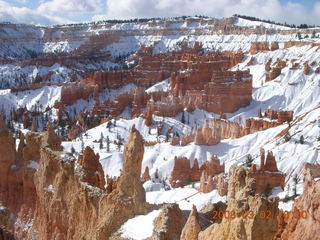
54 16 212 28
234 14 319 29
296 31 319 40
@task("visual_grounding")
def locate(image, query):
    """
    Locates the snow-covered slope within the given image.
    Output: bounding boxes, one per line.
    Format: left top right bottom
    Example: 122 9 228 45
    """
58 42 320 220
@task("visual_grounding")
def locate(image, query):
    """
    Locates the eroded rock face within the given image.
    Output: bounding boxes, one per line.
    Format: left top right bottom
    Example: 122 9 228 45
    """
0 115 18 212
200 173 228 196
250 42 270 54
0 124 153 240
43 123 62 151
280 163 320 240
77 147 106 190
152 204 185 240
180 205 201 240
94 125 152 239
170 156 224 187
198 167 279 240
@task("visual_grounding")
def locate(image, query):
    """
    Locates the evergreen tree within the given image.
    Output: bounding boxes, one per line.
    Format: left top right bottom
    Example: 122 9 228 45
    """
299 135 304 144
297 32 302 40
165 129 170 142
245 154 254 168
284 132 291 142
181 111 185 124
99 139 103 150
293 174 298 198
70 146 75 155
106 136 110 152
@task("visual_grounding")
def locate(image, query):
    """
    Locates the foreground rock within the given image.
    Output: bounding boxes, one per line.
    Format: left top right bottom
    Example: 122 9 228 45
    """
280 163 320 240
152 204 185 240
0 122 153 239
180 205 201 240
198 167 279 240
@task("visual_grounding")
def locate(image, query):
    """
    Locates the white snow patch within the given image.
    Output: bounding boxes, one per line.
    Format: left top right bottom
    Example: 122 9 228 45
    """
120 210 160 240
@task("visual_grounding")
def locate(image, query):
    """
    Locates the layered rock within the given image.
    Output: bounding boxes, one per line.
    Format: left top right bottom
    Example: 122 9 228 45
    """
169 156 224 187
264 109 293 123
195 119 243 145
248 149 285 193
250 42 270 54
60 83 95 105
183 70 252 114
198 166 279 240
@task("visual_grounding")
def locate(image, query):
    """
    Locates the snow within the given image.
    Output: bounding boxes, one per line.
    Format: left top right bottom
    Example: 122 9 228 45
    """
0 85 61 114
120 210 160 240
147 187 226 211
27 160 39 170
2 19 320 227
235 18 291 30
146 79 171 93
47 185 56 193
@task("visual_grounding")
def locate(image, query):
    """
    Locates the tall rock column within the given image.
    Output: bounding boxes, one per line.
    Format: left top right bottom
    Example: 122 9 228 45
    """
96 125 152 239
0 115 17 209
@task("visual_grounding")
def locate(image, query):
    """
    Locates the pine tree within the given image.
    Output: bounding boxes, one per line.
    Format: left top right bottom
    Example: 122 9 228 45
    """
284 132 291 142
293 174 298 198
181 111 185 124
245 154 254 168
71 146 75 155
299 135 304 144
99 139 103 150
106 136 110 153
297 32 302 40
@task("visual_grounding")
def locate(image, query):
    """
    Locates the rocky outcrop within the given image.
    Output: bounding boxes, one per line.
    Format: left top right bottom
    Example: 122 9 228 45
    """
0 206 14 240
195 119 243 145
200 173 228 196
280 163 320 240
95 125 152 239
170 156 224 187
142 166 151 181
266 67 282 81
60 83 95 105
248 149 285 193
183 70 252 114
264 108 293 123
0 124 154 240
0 115 18 212
68 124 82 140
77 147 105 189
198 166 279 240
152 204 185 240
303 62 310 75
42 123 62 151
250 42 270 54
180 205 201 240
